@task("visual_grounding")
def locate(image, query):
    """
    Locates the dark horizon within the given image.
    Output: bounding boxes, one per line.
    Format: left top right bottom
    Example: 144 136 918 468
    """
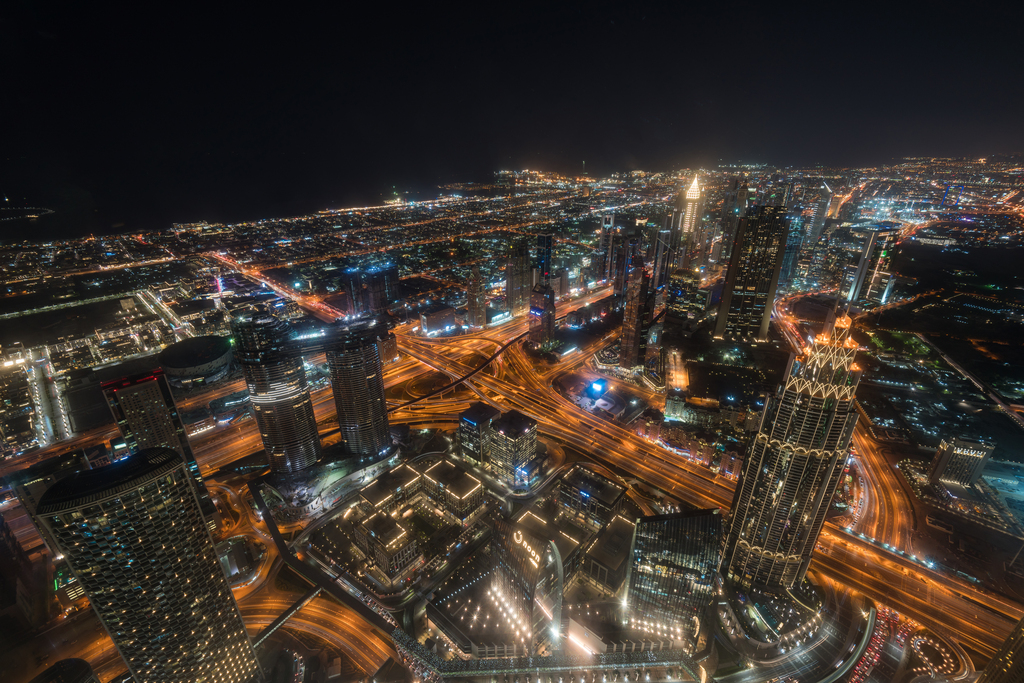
3 2 1023 238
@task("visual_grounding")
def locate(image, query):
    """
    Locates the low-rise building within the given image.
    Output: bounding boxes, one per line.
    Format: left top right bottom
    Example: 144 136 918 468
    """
558 465 626 529
359 464 422 513
353 511 420 578
419 459 485 522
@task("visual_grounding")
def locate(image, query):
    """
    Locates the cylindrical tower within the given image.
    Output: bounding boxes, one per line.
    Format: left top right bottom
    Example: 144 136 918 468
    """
326 322 391 461
36 448 262 683
723 314 861 590
232 306 321 473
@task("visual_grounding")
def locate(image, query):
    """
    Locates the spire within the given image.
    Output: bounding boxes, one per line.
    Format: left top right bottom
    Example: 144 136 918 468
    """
686 175 701 200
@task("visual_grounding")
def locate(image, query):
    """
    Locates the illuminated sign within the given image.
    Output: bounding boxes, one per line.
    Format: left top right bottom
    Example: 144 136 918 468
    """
513 530 541 568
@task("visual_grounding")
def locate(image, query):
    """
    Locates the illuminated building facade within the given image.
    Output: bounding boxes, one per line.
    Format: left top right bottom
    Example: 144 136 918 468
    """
619 255 652 370
36 448 262 683
457 402 500 464
807 182 832 244
101 370 214 519
419 459 484 521
493 517 563 655
232 306 321 473
670 177 702 268
714 204 789 343
846 224 896 306
327 322 391 461
929 437 994 488
979 615 1024 683
490 410 538 488
723 315 861 589
353 511 420 577
625 509 722 652
536 233 553 284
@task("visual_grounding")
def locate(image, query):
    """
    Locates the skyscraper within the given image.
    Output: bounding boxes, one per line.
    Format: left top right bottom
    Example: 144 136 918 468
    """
101 369 214 519
536 233 553 285
670 176 703 269
528 283 556 345
490 410 538 488
846 224 897 306
467 265 486 327
504 240 531 317
806 182 832 244
36 448 262 683
979 615 1024 683
457 402 500 464
625 509 722 652
723 314 861 589
714 204 789 342
232 306 321 473
345 264 400 316
327 321 392 461
929 437 994 487
619 255 652 370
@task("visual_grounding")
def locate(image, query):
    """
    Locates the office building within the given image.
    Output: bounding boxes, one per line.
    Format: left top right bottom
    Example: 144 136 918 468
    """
492 517 563 655
714 204 789 342
625 509 723 652
979 615 1024 683
846 224 897 306
457 401 500 464
29 659 100 683
929 437 995 488
723 314 861 590
598 215 617 281
619 255 652 370
505 240 532 317
419 459 484 521
327 322 391 461
232 306 321 473
101 369 214 518
528 283 556 345
806 182 832 244
35 448 262 683
353 512 420 578
536 233 554 284
419 303 456 334
671 177 702 268
557 465 625 528
467 265 487 327
490 410 538 488
346 264 400 316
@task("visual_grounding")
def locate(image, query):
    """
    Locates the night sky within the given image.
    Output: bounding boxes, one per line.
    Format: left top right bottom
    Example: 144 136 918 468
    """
2 2 1022 237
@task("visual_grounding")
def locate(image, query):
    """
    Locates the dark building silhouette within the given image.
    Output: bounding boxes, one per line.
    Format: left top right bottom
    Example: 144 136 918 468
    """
528 283 556 345
536 233 553 285
505 240 531 317
979 615 1024 683
467 265 487 327
619 255 652 370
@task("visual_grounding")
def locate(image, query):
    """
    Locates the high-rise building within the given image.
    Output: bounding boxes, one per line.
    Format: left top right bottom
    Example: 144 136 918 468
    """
598 215 617 281
929 437 994 488
490 410 538 488
327 321 392 461
345 264 400 316
620 255 652 370
846 224 897 306
101 369 214 519
714 205 789 343
624 509 723 652
457 402 501 464
36 448 262 683
505 240 531 317
806 182 832 244
232 306 321 473
528 283 556 345
979 615 1024 683
467 265 486 327
670 177 702 269
777 213 806 293
536 233 553 285
723 314 861 589
29 659 100 683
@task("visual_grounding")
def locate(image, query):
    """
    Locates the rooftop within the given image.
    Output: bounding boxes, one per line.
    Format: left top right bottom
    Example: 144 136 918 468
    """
459 401 501 427
585 515 634 574
360 512 411 553
359 464 421 508
421 459 482 500
514 509 587 564
561 466 626 507
493 409 536 437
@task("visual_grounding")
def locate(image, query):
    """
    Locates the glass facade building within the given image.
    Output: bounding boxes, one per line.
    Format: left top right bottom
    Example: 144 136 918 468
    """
36 448 262 683
489 410 538 488
980 615 1024 683
624 509 723 652
231 306 321 473
326 321 391 461
723 315 861 589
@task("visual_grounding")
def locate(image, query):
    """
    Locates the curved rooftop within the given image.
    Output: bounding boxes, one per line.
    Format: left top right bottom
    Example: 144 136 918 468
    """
158 335 232 369
37 448 184 514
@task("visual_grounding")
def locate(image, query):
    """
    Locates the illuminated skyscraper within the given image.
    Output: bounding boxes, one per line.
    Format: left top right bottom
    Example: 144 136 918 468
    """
101 369 214 519
846 224 896 306
536 233 553 285
979 615 1024 683
670 176 703 268
806 182 832 244
467 265 486 327
36 448 262 683
232 306 321 473
714 205 789 342
723 315 861 589
929 437 994 488
493 517 563 655
504 240 531 317
619 255 652 370
327 321 392 461
490 410 538 488
625 509 722 652
528 283 556 345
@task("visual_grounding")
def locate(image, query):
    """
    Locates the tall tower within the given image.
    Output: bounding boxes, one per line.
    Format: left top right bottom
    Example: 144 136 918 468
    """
504 240 531 317
35 448 262 683
979 615 1024 683
620 255 652 370
528 283 556 345
101 369 214 519
467 266 486 327
806 182 832 244
232 306 321 473
670 176 703 268
714 205 789 342
846 224 897 306
723 315 861 589
536 233 553 285
326 322 392 461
